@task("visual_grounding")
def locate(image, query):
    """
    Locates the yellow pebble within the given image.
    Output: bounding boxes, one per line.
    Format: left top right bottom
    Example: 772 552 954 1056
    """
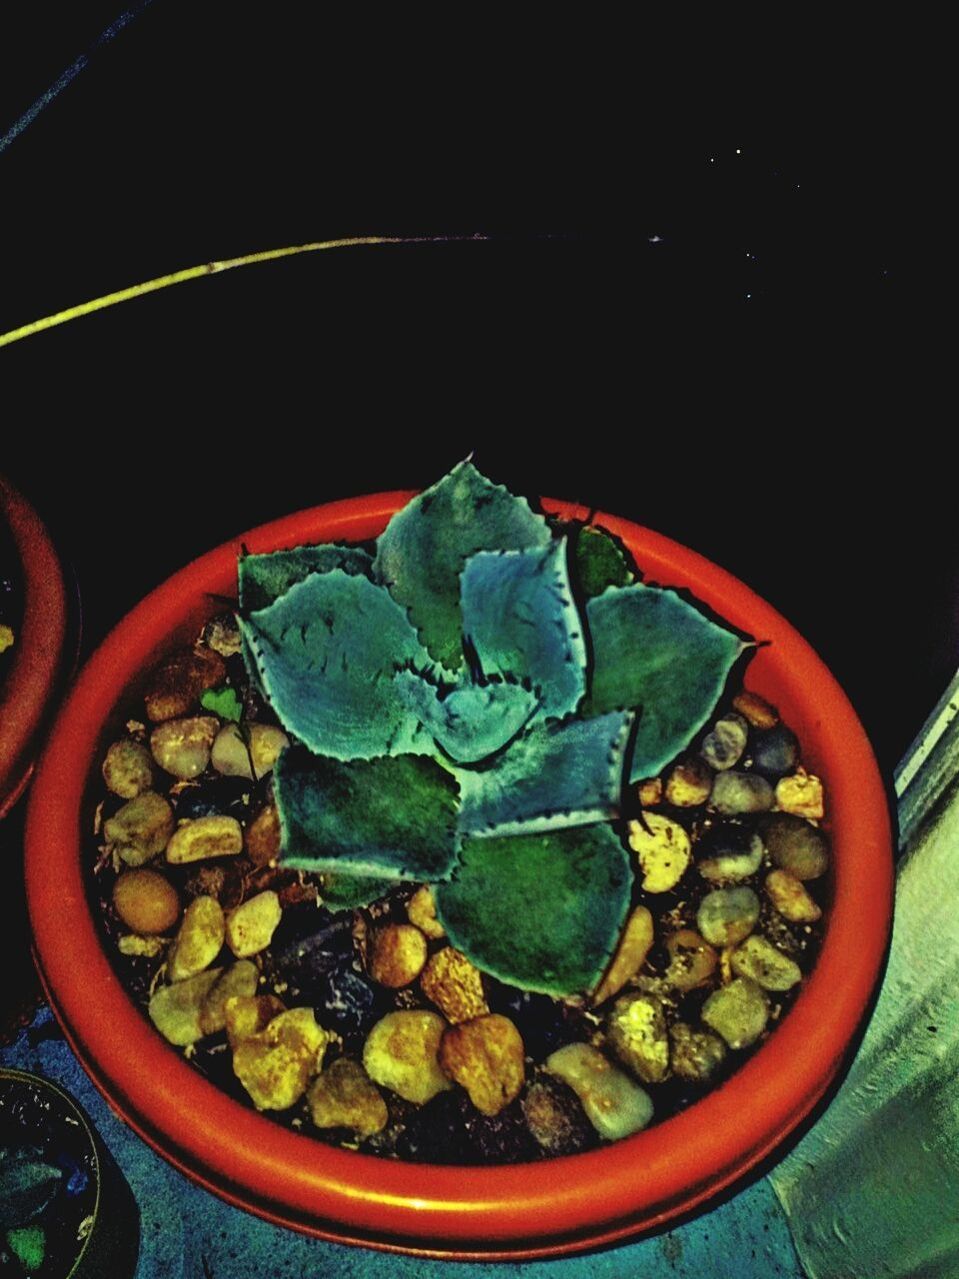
775 769 825 819
113 868 180 935
0 624 15 654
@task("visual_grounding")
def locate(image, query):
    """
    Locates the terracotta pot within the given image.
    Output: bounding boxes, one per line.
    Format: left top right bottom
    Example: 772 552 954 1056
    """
0 476 74 820
23 491 894 1259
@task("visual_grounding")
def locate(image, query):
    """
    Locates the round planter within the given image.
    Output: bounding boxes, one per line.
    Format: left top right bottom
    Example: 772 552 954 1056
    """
24 491 894 1260
0 1068 139 1277
0 476 73 820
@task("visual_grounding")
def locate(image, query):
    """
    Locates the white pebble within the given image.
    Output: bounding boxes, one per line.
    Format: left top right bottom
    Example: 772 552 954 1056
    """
545 1042 653 1141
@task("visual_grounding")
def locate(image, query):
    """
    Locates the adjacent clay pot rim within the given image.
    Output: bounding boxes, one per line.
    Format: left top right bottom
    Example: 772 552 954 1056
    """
0 475 71 820
25 491 893 1260
0 1067 102 1277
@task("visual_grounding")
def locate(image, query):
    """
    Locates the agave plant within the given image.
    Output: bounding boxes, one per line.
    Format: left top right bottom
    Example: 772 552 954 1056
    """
238 462 748 997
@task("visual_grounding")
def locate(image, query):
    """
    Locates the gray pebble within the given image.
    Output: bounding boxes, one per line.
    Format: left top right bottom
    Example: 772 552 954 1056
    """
762 813 830 880
710 769 774 814
696 886 761 948
700 713 749 771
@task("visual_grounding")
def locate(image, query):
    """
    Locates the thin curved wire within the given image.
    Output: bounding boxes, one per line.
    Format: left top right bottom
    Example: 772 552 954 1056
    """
0 234 490 349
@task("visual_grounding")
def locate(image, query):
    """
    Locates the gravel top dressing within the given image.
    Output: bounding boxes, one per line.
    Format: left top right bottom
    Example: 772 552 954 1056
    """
84 464 829 1166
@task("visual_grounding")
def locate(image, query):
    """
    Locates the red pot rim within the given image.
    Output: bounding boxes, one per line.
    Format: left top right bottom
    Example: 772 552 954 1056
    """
24 491 893 1259
0 475 71 819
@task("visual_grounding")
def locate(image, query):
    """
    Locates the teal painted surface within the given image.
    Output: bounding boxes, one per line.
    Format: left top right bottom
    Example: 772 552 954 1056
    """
1 1008 806 1278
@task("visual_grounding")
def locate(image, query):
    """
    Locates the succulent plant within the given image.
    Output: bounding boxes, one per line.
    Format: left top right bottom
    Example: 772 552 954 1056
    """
238 461 748 996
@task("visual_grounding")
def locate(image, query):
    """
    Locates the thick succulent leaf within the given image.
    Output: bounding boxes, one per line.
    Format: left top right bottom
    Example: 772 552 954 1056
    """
319 872 399 911
0 1148 62 1230
394 669 539 764
455 710 634 837
373 460 552 670
434 825 633 996
585 583 747 782
239 543 373 613
459 538 586 719
239 570 433 761
274 746 460 881
574 524 637 598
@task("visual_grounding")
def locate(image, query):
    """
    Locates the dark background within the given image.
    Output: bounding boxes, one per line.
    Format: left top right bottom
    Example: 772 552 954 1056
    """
0 4 948 781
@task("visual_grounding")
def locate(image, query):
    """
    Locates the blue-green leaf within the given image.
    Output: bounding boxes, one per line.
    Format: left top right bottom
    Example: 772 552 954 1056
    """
459 538 586 720
394 669 539 764
319 872 399 911
455 710 634 837
373 460 552 671
435 825 633 996
239 543 373 613
274 746 461 881
585 583 747 781
238 571 433 761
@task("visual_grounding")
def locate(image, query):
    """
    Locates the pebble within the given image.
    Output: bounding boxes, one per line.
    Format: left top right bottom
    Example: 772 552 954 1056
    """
732 690 779 729
697 831 765 883
664 929 718 991
730 935 802 991
245 804 281 865
700 713 749 770
439 1015 526 1117
315 968 382 1040
166 815 244 864
173 777 252 821
307 1058 388 1137
167 895 225 981
149 967 223 1045
750 725 799 778
363 1010 452 1105
118 934 167 958
604 993 670 1084
664 756 714 807
232 1007 332 1110
211 724 255 779
368 923 428 988
636 777 664 807
144 646 227 723
709 770 775 815
669 1022 727 1083
545 1043 653 1141
198 961 259 1035
113 868 180 935
202 614 242 657
420 947 489 1023
151 716 220 780
407 885 445 939
762 813 830 880
696 887 761 948
103 792 175 866
248 724 289 779
701 978 770 1049
775 770 825 820
521 1074 595 1156
101 738 154 799
764 869 822 923
226 890 282 957
626 813 691 893
224 994 287 1047
591 905 654 1006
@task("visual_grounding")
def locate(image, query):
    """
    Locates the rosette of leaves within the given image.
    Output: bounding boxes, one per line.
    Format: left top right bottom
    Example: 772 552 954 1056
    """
238 461 748 996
